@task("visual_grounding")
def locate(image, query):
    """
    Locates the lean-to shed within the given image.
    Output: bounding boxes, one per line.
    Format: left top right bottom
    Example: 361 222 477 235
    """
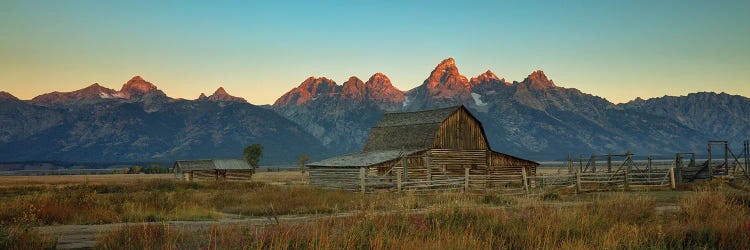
173 159 254 181
307 105 539 191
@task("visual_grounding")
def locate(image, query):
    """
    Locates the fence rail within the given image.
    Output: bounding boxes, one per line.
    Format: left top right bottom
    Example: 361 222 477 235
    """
309 166 676 194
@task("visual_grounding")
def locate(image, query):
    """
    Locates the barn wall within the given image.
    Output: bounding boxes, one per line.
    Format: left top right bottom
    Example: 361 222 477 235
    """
489 151 537 175
432 108 489 150
224 170 254 181
180 169 254 181
308 167 361 190
387 150 491 181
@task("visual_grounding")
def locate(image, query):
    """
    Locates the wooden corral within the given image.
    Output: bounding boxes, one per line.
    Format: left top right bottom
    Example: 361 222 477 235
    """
307 105 539 192
174 159 254 181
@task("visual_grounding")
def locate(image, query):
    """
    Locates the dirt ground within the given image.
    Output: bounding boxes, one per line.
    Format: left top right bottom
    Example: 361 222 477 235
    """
36 211 351 249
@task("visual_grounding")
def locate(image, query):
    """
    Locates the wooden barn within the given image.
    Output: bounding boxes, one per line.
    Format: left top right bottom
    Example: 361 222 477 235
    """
307 105 539 191
173 159 254 181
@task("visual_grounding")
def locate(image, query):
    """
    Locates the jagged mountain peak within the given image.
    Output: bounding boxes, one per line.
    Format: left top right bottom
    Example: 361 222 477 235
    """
341 76 366 99
404 58 472 109
80 83 114 92
344 76 364 85
298 76 338 92
273 76 339 107
208 87 247 103
213 87 228 95
198 93 208 100
521 70 556 89
0 91 19 101
424 57 468 88
481 70 499 79
438 57 456 67
370 72 388 79
30 82 119 105
470 70 510 86
366 73 397 87
302 76 335 84
120 75 159 97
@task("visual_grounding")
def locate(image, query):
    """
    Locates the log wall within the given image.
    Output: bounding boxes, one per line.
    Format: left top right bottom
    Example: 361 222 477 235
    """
180 169 253 181
308 167 361 190
432 108 488 150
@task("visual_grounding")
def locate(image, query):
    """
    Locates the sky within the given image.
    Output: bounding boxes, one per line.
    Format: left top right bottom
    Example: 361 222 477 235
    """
1 0 749 104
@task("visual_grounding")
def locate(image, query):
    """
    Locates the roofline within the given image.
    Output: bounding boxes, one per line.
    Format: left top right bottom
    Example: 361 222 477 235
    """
451 105 492 150
307 149 428 167
371 121 443 128
490 150 540 165
452 106 538 165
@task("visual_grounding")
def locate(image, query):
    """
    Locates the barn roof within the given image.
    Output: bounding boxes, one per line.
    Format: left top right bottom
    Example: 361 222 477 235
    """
174 159 252 171
363 106 461 152
309 105 539 168
307 149 424 168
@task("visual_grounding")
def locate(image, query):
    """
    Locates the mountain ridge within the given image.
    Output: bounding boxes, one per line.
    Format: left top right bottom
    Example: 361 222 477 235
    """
2 58 749 163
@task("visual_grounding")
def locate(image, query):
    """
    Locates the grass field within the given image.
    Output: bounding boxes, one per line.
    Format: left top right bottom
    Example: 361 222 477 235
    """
1 172 749 249
0 171 309 186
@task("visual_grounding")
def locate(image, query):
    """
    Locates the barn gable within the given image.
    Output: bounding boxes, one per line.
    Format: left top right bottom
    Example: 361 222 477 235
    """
432 106 489 150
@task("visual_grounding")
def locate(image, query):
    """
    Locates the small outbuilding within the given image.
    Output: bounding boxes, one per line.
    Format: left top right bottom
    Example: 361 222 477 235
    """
173 159 254 181
307 105 539 191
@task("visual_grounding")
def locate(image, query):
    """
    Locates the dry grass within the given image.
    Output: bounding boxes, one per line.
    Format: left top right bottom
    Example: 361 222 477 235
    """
0 177 517 227
2 173 749 249
0 174 173 187
95 188 750 249
0 172 305 187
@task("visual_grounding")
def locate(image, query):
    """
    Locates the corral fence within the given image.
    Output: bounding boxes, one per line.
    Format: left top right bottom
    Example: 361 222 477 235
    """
309 165 676 195
531 168 675 193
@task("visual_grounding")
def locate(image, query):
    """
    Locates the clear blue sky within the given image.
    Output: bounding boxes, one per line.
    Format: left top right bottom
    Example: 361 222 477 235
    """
1 0 748 104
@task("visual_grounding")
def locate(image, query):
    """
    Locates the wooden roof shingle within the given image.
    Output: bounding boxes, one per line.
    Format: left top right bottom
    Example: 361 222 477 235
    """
363 106 461 152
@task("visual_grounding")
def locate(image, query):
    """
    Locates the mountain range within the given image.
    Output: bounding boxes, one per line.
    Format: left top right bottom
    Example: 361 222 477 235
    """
2 58 749 164
0 77 324 164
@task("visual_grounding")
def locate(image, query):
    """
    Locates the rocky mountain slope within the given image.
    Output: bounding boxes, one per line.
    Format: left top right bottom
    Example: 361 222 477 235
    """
0 77 326 164
272 74 404 154
2 59 748 163
621 92 750 143
273 58 744 160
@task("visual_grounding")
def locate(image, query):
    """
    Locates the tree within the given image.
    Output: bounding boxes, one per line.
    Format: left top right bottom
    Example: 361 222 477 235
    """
297 154 310 173
131 165 143 174
243 144 263 170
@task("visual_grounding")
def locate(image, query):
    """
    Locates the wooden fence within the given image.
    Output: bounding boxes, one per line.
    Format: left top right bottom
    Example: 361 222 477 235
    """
309 166 527 193
308 166 676 194
530 168 676 193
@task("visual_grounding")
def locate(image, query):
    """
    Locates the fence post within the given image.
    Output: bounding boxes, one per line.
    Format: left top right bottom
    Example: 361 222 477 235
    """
669 167 676 190
575 169 581 194
397 169 402 192
624 168 630 191
674 153 682 183
521 167 529 194
360 167 366 194
402 157 408 182
424 156 432 181
712 142 714 181
464 167 470 192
